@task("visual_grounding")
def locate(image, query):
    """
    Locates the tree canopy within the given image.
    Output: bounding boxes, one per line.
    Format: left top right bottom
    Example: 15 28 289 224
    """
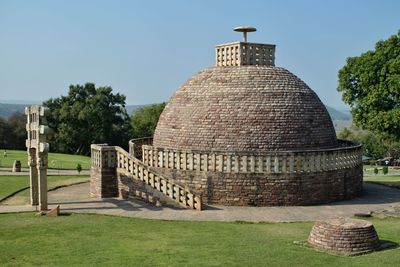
44 83 132 155
131 103 166 138
338 124 391 159
0 112 26 150
337 31 400 141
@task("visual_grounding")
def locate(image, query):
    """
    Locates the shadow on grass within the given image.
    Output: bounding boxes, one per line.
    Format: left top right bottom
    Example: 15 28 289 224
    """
58 212 72 217
377 240 398 252
293 239 398 256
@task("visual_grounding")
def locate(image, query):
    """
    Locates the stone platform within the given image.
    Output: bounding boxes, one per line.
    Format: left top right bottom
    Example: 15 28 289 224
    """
1 182 400 222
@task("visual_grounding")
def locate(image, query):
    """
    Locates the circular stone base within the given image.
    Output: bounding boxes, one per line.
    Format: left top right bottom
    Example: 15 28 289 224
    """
308 218 380 255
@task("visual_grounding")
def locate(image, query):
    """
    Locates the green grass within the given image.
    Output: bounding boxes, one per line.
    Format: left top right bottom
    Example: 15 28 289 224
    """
364 175 400 187
363 165 400 176
0 213 399 266
0 149 90 170
0 175 89 202
0 176 29 200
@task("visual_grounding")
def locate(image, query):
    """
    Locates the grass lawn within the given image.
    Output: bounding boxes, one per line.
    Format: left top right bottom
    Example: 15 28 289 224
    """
0 213 399 266
0 149 90 170
0 175 89 203
364 175 400 187
0 176 29 200
363 165 400 176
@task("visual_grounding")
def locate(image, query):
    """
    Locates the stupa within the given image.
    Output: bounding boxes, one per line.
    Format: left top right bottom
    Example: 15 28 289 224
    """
145 27 363 206
90 27 363 208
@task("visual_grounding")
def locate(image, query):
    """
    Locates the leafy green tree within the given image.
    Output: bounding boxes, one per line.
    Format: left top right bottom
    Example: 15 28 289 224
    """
7 112 26 150
338 31 400 141
338 124 387 159
44 83 132 155
0 117 11 149
0 112 26 150
131 103 166 138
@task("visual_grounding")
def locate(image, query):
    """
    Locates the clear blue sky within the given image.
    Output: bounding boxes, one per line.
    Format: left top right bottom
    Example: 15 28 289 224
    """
1 0 399 110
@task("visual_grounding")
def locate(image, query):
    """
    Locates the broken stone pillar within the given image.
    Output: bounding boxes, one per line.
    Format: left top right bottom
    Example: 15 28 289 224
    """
47 205 60 217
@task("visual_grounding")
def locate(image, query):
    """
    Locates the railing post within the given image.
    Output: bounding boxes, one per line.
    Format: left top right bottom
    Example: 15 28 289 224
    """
90 144 118 198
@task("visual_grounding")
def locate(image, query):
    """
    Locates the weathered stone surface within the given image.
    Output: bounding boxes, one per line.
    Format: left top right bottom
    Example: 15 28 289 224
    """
308 218 380 255
47 205 60 217
90 145 118 198
153 164 362 206
90 167 118 198
25 105 50 211
154 66 338 152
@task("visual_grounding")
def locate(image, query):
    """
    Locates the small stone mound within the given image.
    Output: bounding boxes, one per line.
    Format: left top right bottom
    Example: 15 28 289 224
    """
308 218 380 255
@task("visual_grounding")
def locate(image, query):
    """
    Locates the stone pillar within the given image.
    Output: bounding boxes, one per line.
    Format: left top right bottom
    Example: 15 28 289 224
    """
90 144 118 198
28 150 39 206
25 105 51 211
37 153 48 211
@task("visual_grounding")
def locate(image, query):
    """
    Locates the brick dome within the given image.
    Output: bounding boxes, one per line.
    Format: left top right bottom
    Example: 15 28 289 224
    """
153 65 338 152
91 28 362 208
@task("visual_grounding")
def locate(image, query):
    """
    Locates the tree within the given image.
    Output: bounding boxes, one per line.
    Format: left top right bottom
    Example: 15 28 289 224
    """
130 103 166 138
7 112 26 150
338 31 400 141
0 117 11 149
338 124 388 159
44 83 132 155
0 112 26 150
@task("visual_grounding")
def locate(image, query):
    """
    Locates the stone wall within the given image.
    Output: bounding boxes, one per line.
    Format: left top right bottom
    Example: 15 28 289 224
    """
90 167 118 198
91 142 363 206
117 172 146 200
129 137 153 159
152 164 363 206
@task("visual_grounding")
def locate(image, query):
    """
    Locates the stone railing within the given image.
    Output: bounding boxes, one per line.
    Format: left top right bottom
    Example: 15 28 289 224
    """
91 144 202 210
129 137 153 159
215 41 275 67
91 144 117 169
116 147 201 210
142 140 362 174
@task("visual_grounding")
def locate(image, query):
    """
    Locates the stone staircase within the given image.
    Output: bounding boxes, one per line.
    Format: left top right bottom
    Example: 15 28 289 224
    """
90 144 202 210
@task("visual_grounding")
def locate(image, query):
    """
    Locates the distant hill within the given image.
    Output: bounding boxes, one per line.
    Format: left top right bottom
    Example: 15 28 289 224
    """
325 106 351 121
0 103 27 118
126 105 144 115
0 103 145 118
0 102 352 122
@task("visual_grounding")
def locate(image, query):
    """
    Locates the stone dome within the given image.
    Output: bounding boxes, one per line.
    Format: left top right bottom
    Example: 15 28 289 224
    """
153 65 338 152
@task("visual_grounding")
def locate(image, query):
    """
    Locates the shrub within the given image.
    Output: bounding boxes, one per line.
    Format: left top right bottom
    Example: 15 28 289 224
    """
383 166 389 175
76 163 82 174
373 167 379 175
